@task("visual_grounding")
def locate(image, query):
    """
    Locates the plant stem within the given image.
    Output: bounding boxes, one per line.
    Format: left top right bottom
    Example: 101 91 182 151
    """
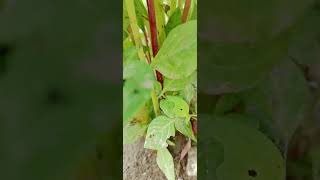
125 0 145 61
143 27 152 64
147 0 159 56
147 0 163 85
151 90 160 116
126 0 160 117
181 0 191 23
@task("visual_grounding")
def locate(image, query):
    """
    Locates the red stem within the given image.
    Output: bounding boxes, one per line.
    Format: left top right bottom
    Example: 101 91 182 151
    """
147 0 159 56
181 0 191 23
147 0 163 84
143 28 151 64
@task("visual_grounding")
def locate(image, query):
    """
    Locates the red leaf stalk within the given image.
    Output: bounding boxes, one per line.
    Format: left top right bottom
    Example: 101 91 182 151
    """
147 0 163 84
181 0 191 23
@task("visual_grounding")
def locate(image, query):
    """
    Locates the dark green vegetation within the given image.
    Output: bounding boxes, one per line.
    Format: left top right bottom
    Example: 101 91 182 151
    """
0 1 121 179
199 0 320 179
123 0 197 179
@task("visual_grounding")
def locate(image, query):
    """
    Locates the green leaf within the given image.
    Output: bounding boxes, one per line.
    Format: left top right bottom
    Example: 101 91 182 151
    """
199 33 289 94
123 61 155 123
134 0 148 29
123 37 134 51
175 117 196 141
201 115 285 180
241 59 311 149
163 75 191 92
123 2 130 39
156 148 175 180
179 83 196 104
168 0 177 16
189 0 197 20
178 72 196 104
152 20 197 79
123 46 139 66
144 116 175 150
160 96 189 118
154 0 167 46
165 8 182 35
123 123 148 144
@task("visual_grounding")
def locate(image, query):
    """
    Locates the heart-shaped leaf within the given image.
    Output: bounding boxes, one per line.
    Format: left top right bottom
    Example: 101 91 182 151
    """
160 96 189 118
152 20 197 79
200 115 285 180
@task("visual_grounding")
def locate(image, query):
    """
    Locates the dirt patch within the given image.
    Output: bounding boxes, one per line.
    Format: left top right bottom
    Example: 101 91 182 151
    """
123 134 197 180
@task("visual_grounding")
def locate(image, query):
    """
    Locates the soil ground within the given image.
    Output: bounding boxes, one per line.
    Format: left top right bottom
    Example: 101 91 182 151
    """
123 134 197 180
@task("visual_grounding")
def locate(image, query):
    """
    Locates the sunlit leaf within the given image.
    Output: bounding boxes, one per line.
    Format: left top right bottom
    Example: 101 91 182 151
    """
175 117 196 141
152 20 197 79
156 148 175 180
160 96 189 118
144 116 175 150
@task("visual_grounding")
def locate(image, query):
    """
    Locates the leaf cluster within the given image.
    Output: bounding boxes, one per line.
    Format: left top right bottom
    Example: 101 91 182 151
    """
123 0 197 179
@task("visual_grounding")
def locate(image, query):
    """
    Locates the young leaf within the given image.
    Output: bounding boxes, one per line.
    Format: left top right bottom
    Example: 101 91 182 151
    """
151 20 197 79
156 148 175 180
175 117 196 141
160 99 175 117
144 116 175 150
165 8 182 35
160 96 189 118
134 0 148 29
